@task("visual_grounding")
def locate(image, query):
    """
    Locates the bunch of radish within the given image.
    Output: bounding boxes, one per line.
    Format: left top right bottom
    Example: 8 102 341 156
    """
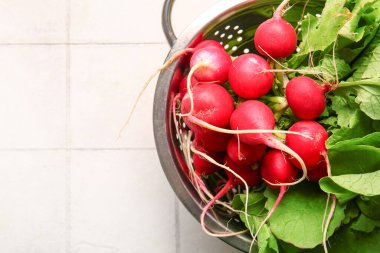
165 0 336 251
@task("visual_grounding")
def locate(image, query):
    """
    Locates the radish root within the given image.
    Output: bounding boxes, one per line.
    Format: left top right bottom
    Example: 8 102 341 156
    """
322 152 336 253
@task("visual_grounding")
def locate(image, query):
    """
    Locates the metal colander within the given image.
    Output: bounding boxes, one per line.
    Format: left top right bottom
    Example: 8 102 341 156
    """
154 0 324 251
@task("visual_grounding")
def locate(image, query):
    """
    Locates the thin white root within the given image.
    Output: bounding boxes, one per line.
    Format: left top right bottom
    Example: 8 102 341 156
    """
274 0 290 18
322 193 331 232
186 115 312 139
322 152 335 253
178 63 204 117
118 48 194 138
191 146 253 238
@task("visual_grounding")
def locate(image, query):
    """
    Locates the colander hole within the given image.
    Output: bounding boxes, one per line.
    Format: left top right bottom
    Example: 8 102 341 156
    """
296 47 301 52
179 146 183 151
237 29 243 34
297 21 302 25
232 46 237 51
304 15 308 19
220 41 224 45
220 33 226 38
237 37 243 42
234 25 239 30
316 14 321 18
214 30 220 35
224 44 230 49
227 34 233 39
298 28 302 32
175 133 179 140
225 25 231 30
182 122 186 128
243 48 250 53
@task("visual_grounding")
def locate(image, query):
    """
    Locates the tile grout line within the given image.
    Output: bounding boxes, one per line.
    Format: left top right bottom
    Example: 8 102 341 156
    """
65 0 72 252
175 198 181 253
0 42 167 46
0 147 156 151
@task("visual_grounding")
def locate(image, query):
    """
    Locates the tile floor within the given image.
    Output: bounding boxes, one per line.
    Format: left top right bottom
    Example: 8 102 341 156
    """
0 0 241 252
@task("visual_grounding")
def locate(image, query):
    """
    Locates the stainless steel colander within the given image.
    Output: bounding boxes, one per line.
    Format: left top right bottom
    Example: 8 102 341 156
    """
154 0 324 251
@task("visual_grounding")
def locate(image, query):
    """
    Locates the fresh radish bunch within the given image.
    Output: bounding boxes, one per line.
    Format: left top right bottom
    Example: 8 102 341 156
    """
228 54 274 99
254 0 297 58
286 76 327 119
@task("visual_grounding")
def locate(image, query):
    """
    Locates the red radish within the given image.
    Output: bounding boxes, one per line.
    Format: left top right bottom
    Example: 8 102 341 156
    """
227 137 266 165
193 146 224 176
179 74 198 98
181 83 234 133
308 160 328 182
179 39 224 69
286 76 326 119
253 149 298 241
228 54 274 99
261 149 298 188
286 120 328 170
190 47 232 84
229 100 307 184
253 0 297 58
194 131 230 152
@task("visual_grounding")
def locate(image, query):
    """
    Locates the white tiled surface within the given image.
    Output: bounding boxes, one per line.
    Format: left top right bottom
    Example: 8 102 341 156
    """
0 0 240 252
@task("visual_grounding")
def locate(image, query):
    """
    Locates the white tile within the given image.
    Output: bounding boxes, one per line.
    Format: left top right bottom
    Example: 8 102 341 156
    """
71 150 176 253
0 150 66 253
70 44 169 149
70 0 165 43
70 0 222 44
0 0 66 43
178 201 242 253
0 46 66 149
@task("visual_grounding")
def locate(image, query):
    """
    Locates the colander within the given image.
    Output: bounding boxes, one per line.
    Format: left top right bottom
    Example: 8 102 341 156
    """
154 0 325 251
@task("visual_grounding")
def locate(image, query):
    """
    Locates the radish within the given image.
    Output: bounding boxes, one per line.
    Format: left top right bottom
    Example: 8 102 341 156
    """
308 161 328 182
227 137 266 165
194 131 230 152
261 150 298 188
229 100 307 185
228 54 274 99
286 120 328 170
254 0 297 58
286 76 326 119
252 149 298 244
179 74 198 98
190 46 232 84
193 145 224 176
181 83 234 133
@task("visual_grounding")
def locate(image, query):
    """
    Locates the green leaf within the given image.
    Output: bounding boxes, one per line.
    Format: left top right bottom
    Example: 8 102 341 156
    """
330 93 359 128
328 144 380 175
320 170 380 203
326 109 374 147
351 214 380 233
356 195 380 220
326 226 380 252
355 85 380 120
264 183 345 249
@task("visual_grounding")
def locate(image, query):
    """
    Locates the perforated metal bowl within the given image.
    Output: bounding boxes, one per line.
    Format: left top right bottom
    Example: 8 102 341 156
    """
154 0 324 251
